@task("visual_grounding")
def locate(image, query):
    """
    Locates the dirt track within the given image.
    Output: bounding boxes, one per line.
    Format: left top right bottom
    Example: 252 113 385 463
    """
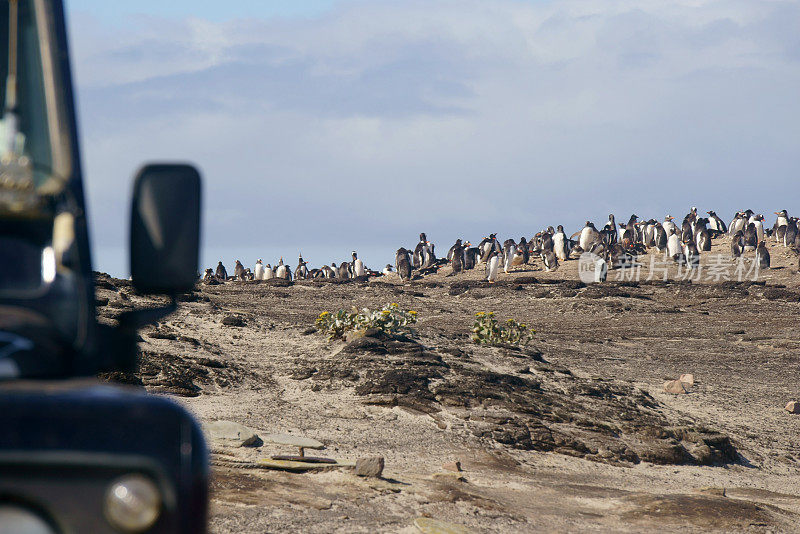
97 235 800 533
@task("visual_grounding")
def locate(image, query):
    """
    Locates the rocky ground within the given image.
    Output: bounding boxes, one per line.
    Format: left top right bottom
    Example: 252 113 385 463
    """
96 236 800 533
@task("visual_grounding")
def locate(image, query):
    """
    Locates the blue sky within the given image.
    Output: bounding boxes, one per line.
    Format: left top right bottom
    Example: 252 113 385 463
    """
64 1 800 276
67 0 339 22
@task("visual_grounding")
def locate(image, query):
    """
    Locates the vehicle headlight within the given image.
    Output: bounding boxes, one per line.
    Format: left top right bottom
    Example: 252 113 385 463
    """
0 504 55 534
103 474 161 532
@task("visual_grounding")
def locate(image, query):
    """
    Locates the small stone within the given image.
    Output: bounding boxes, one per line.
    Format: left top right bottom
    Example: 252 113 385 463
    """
679 374 695 386
663 380 689 394
222 315 245 327
355 456 384 478
442 461 462 472
431 472 466 482
785 401 800 414
205 420 260 447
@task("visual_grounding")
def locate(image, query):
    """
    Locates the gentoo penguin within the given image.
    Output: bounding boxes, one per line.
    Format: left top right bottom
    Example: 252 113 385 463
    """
694 218 712 252
338 261 351 279
352 251 366 278
553 225 569 261
321 264 335 278
395 248 412 282
485 250 500 283
215 261 228 280
503 239 517 274
450 240 464 275
756 241 770 270
464 246 480 270
608 243 632 270
666 227 681 259
295 254 309 280
518 237 530 264
275 258 288 280
662 215 677 235
602 214 618 245
773 210 789 242
479 234 501 263
684 241 700 268
730 231 744 258
785 218 799 248
413 233 435 269
729 211 746 235
542 249 558 272
264 263 274 280
234 260 246 281
752 215 765 243
680 218 693 245
254 259 265 280
382 264 394 276
655 224 667 253
642 219 658 248
576 221 601 251
594 256 608 282
203 268 215 283
447 239 463 262
622 214 639 247
707 211 727 235
743 223 758 252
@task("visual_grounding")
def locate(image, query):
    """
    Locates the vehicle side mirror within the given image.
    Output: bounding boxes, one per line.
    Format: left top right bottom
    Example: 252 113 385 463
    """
130 164 201 294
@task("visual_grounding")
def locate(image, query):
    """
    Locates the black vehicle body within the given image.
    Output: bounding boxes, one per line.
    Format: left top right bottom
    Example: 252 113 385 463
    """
0 1 208 532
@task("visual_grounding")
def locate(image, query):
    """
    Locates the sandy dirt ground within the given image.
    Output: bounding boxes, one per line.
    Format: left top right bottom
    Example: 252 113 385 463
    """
96 235 800 533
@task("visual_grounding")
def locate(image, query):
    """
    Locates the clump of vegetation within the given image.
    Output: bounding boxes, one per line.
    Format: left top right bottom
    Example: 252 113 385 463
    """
315 303 418 340
471 312 535 346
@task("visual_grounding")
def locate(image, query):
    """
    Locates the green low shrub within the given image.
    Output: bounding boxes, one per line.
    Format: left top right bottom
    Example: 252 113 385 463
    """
315 303 418 340
471 312 534 346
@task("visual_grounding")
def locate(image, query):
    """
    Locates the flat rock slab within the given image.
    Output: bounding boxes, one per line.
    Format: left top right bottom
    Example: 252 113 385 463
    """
257 459 336 472
262 433 324 449
414 517 475 534
205 420 260 447
664 380 689 394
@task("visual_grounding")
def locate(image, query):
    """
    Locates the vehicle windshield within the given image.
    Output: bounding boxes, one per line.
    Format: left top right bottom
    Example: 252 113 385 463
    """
0 0 68 212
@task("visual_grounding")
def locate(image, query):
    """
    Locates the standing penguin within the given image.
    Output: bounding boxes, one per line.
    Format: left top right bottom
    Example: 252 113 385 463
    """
730 231 744 258
413 233 428 269
707 211 727 235
254 259 265 280
447 239 463 262
275 258 288 280
215 261 228 281
553 225 569 261
756 241 770 270
662 215 677 235
752 215 765 243
684 241 700 269
729 211 745 235
234 260 246 281
338 261 351 279
479 234 501 263
666 228 681 259
450 240 464 275
743 223 758 251
773 210 789 242
603 214 618 245
485 250 500 283
694 218 712 252
655 224 667 253
542 248 558 272
503 239 517 274
464 246 480 270
352 251 366 277
203 268 215 283
295 254 309 280
264 263 274 279
576 222 601 251
785 218 799 248
395 248 412 282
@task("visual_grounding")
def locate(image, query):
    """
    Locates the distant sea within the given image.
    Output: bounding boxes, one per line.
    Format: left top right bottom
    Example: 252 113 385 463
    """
94 244 401 279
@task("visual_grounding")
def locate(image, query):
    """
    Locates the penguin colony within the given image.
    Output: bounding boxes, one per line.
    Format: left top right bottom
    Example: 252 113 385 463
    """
203 209 799 285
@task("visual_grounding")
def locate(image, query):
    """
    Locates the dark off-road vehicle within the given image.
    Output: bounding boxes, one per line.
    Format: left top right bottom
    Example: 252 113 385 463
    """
0 1 207 532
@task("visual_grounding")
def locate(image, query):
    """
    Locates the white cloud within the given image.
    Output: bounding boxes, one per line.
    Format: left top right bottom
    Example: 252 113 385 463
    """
67 0 800 270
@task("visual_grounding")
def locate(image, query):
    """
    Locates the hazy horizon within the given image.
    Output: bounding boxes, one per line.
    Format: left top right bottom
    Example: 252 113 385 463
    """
67 0 800 276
